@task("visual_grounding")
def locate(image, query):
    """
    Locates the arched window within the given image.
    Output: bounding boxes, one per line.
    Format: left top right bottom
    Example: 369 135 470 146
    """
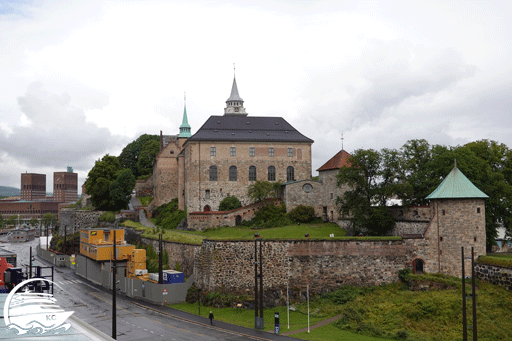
287 166 294 181
229 166 237 181
209 166 217 181
249 166 257 181
268 166 276 181
204 205 211 212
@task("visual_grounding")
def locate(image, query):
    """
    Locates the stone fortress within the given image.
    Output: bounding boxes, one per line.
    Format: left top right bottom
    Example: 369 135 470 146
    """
135 75 488 292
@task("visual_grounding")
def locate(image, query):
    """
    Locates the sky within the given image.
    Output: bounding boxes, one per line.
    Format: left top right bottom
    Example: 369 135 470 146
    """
1 0 511 191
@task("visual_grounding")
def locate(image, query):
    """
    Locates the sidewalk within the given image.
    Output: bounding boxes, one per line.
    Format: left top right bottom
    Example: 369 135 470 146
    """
281 313 343 336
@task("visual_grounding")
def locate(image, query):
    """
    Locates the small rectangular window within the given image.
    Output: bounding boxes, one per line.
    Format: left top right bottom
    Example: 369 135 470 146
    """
477 207 481 213
210 146 216 156
287 148 293 157
330 193 333 199
474 237 477 242
269 147 274 157
249 147 255 157
205 190 210 199
230 147 236 156
440 236 443 242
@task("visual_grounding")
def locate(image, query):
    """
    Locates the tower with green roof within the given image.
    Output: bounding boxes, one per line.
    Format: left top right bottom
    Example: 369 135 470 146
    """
178 98 191 138
422 164 488 277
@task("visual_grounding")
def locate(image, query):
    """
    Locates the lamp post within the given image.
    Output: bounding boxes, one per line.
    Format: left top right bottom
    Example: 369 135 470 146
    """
112 229 117 340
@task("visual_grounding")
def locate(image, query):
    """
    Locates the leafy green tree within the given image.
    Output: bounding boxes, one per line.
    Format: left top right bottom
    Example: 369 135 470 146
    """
29 217 39 227
137 139 160 177
288 205 316 223
336 149 396 235
6 215 17 227
84 155 121 210
247 180 278 202
110 168 136 210
0 214 3 228
219 195 242 211
118 134 159 178
42 213 57 226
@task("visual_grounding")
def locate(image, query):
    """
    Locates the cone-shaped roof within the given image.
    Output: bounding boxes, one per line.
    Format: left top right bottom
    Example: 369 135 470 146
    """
426 166 488 199
317 150 351 171
226 76 243 102
178 104 191 138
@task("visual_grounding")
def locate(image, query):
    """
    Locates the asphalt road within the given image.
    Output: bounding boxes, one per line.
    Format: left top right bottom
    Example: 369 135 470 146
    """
0 238 295 341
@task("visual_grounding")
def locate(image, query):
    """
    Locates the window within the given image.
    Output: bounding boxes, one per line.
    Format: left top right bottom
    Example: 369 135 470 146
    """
210 146 216 156
249 166 257 181
249 147 255 157
287 148 293 157
330 193 334 199
230 147 236 156
268 166 276 181
269 147 274 157
287 166 294 181
477 207 481 213
205 190 210 199
229 166 237 181
209 166 217 181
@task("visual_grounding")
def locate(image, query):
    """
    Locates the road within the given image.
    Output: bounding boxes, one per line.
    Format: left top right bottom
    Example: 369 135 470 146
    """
1 238 288 341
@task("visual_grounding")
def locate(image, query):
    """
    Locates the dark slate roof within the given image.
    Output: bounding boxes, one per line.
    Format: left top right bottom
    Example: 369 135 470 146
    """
317 150 351 171
186 116 314 143
426 166 489 200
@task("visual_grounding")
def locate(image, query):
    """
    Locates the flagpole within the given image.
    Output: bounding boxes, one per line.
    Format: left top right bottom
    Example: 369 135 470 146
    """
307 284 310 333
287 283 289 329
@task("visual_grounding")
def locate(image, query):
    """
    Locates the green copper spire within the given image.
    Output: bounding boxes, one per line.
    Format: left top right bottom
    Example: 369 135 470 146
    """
179 93 191 138
426 164 488 200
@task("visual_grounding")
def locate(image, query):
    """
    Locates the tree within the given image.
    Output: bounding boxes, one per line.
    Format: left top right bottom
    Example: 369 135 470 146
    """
336 149 396 235
0 214 3 228
41 213 57 226
110 168 136 210
118 134 159 178
6 215 16 227
247 180 279 203
219 195 242 211
84 155 121 210
29 217 39 227
137 139 160 177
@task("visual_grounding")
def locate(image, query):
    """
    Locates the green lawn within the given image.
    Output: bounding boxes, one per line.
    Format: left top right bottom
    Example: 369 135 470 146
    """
170 277 512 341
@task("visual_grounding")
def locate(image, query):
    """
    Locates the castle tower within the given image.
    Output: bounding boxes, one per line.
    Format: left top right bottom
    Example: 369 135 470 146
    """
224 75 248 116
178 95 191 138
425 164 488 277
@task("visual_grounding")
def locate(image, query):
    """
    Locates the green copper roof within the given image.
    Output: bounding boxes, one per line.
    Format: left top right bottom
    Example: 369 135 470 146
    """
426 166 488 200
178 105 191 138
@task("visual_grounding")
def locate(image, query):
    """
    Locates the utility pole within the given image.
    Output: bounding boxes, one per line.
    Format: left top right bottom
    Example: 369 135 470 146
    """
29 247 32 279
63 226 67 255
159 233 163 284
254 238 264 329
259 239 263 325
462 247 467 341
112 229 117 340
254 239 259 329
471 247 477 341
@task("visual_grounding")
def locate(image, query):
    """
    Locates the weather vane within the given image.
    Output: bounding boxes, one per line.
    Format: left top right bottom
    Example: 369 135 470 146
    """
341 133 344 150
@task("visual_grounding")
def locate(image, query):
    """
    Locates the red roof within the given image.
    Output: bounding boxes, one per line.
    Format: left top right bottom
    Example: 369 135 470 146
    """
316 150 352 172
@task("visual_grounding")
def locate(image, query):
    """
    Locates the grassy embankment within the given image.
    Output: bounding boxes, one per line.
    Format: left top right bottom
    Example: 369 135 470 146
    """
172 272 512 341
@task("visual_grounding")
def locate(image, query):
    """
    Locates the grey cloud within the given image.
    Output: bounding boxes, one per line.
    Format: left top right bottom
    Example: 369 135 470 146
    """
0 82 126 172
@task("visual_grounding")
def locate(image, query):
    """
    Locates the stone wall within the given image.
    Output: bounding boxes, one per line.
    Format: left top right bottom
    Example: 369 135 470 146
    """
475 263 512 291
187 199 281 230
141 237 200 278
59 209 103 236
135 177 154 197
390 221 430 236
193 238 421 294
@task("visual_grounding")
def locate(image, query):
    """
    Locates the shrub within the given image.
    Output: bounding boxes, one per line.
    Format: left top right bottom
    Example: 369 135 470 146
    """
288 205 316 223
219 195 242 211
152 199 186 229
242 203 291 228
398 268 412 283
98 211 116 222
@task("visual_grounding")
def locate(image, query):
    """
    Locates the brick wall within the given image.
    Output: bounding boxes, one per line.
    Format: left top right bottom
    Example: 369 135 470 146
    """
135 177 154 197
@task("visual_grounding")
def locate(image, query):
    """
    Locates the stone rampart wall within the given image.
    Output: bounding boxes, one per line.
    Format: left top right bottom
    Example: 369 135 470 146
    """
141 237 200 278
390 221 430 236
59 209 103 236
135 177 154 197
475 263 512 291
188 199 282 230
193 238 421 295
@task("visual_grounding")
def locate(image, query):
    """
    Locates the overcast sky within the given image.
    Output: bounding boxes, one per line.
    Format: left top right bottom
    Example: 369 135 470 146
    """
1 0 511 191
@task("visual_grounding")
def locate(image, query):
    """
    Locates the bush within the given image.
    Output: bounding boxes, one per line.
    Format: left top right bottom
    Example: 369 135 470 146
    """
152 199 186 229
322 286 372 305
288 205 316 223
242 203 290 228
219 195 242 211
398 268 412 283
98 211 116 222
